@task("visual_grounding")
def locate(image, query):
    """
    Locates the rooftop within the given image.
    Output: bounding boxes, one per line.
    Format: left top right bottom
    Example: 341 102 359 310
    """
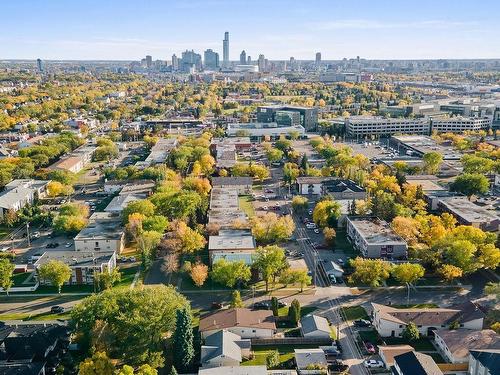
300 315 331 335
49 155 83 170
199 308 276 332
348 217 407 245
105 193 146 213
394 351 443 375
378 345 414 367
391 135 462 160
439 196 499 224
434 329 500 360
201 330 250 365
208 230 256 251
35 250 115 268
469 349 500 372
74 212 124 240
212 176 253 187
294 348 327 369
198 366 267 375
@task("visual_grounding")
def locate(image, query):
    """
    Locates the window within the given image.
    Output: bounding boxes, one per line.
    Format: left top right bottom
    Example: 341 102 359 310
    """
252 330 256 333
95 242 99 246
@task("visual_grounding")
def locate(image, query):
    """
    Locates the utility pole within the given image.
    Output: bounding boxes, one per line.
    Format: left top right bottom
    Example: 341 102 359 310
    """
26 222 30 247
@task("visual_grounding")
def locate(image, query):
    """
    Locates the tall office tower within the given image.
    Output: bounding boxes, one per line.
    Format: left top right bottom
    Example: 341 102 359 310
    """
36 58 43 72
181 50 202 72
315 52 321 64
258 54 265 72
247 56 251 64
222 31 229 67
204 49 220 70
171 54 179 71
239 50 246 65
145 55 153 68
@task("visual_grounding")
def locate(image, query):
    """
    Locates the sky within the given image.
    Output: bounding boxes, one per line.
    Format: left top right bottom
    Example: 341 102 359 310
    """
1 0 499 61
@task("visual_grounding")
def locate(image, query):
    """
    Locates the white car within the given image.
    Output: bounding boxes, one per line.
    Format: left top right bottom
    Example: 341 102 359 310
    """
306 223 316 229
65 242 72 248
314 228 320 234
363 360 384 368
337 258 344 265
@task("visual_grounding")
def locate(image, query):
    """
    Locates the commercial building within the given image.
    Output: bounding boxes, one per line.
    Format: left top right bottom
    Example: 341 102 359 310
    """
199 308 276 339
140 137 178 167
35 250 116 285
433 329 500 364
74 212 125 254
372 301 485 338
256 105 318 131
0 179 49 220
208 229 256 265
222 32 229 68
345 116 430 137
204 49 219 70
437 197 500 232
239 50 246 65
180 50 202 72
390 135 463 160
431 116 492 133
211 177 252 194
226 122 305 141
346 217 408 259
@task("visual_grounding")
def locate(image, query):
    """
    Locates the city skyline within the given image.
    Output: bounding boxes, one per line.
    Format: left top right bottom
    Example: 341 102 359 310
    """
2 0 500 61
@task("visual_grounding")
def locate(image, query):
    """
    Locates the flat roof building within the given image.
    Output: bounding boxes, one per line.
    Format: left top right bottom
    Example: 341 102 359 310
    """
74 212 125 254
431 116 492 133
346 216 407 259
208 229 256 265
226 122 305 140
346 116 430 137
390 135 463 160
437 197 500 232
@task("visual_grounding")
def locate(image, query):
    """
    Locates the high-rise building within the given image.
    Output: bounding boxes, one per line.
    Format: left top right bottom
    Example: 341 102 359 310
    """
171 54 179 71
222 31 229 67
145 55 153 68
258 54 265 72
204 49 219 70
180 50 202 72
239 50 246 65
315 52 321 64
247 56 251 64
36 58 43 72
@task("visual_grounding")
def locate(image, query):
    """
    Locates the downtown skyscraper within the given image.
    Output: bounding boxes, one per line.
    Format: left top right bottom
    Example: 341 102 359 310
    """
222 31 229 67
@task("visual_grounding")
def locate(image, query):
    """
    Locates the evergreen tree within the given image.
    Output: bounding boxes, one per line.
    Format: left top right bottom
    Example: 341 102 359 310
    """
169 367 178 375
231 290 244 308
173 308 194 372
288 299 301 326
271 296 279 316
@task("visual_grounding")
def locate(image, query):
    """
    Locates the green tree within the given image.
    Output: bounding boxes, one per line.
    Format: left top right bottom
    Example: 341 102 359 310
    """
211 259 251 288
95 268 122 291
438 264 463 283
313 199 341 228
391 263 425 285
422 152 443 174
78 351 115 375
37 260 72 293
173 307 194 372
249 213 295 244
266 350 280 368
371 191 397 221
348 257 392 287
288 299 301 326
253 245 288 292
271 296 279 316
291 196 309 213
231 290 244 308
169 367 178 375
123 200 156 223
283 163 300 185
402 322 420 341
0 259 15 295
450 173 490 197
137 231 163 270
279 269 311 292
266 148 284 163
323 227 337 247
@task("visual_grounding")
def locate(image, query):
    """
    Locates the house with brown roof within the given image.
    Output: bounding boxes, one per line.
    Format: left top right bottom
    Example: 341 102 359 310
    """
199 308 276 339
372 301 485 337
433 329 500 364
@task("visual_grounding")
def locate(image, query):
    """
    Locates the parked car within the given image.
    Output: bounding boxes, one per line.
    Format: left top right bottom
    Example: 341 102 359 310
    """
323 347 341 356
308 209 313 215
354 319 371 327
50 306 65 314
363 360 384 368
253 302 270 310
364 341 376 354
314 228 320 234
211 302 226 310
265 189 274 194
306 223 317 229
65 242 72 248
31 231 40 239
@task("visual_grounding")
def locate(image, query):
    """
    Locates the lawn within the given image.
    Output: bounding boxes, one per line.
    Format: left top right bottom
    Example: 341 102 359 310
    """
12 272 36 287
383 337 435 351
114 265 139 289
0 311 72 321
342 306 368 321
358 329 382 344
238 195 255 217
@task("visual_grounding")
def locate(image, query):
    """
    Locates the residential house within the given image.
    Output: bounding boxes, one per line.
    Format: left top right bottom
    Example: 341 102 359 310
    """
393 351 443 375
104 193 146 214
201 330 251 368
49 156 85 173
378 345 414 369
198 366 267 375
294 348 328 375
199 308 276 339
468 349 500 375
300 315 331 339
0 179 49 220
433 329 500 364
372 301 485 338
35 250 116 285
17 135 46 149
208 229 256 265
346 217 408 259
73 212 125 254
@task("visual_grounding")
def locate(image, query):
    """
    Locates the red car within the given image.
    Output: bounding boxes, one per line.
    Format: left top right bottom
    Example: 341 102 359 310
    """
364 341 376 354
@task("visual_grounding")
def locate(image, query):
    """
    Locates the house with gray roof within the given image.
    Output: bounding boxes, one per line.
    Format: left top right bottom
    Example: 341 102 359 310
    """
0 179 49 220
201 330 251 368
393 351 442 375
300 315 331 339
468 349 500 375
208 229 256 265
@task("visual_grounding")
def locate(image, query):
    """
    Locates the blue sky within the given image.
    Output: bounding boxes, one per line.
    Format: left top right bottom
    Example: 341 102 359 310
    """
1 0 499 60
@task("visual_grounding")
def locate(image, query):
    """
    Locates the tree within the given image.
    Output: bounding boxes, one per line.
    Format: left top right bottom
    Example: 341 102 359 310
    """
348 257 392 287
190 262 208 287
79 351 115 375
231 290 244 308
249 213 295 244
391 263 425 285
422 152 443 174
173 307 194 372
253 245 288 292
283 163 300 185
47 181 73 197
266 350 280 369
123 200 156 223
450 173 490 197
402 322 420 341
71 286 189 367
266 148 284 163
211 259 251 288
288 299 301 326
391 216 420 245
485 282 500 302
313 199 341 228
279 269 312 292
371 191 397 222
137 231 163 270
95 268 121 291
0 259 15 295
291 196 308 213
323 227 336 247
271 296 279 316
443 239 478 274
162 221 206 254
37 260 72 293
143 215 169 233
438 264 463 283
169 367 178 375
